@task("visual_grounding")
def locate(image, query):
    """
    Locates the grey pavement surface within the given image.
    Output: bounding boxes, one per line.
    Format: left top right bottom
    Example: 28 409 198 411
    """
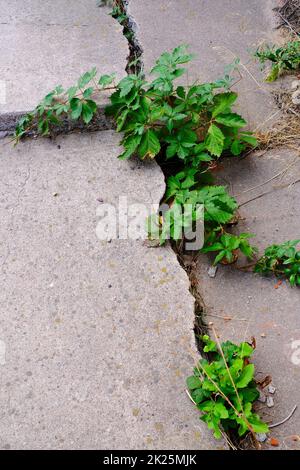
0 0 127 113
194 149 300 449
129 0 281 129
1 0 299 452
0 132 221 450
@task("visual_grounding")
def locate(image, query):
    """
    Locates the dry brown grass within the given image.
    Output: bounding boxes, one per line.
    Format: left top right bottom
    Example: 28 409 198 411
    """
255 115 300 151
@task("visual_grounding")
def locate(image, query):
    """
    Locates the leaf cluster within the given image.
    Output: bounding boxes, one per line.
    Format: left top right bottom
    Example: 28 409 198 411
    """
107 45 257 162
187 335 269 439
254 239 300 286
201 231 257 265
14 69 116 142
254 40 300 82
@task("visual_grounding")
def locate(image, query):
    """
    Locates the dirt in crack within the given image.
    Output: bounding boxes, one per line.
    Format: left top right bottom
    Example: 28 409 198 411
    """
110 0 143 75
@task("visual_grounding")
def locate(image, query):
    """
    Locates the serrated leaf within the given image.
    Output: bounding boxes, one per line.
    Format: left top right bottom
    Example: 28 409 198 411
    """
138 130 161 159
70 98 83 120
82 100 97 124
119 134 142 160
78 67 97 89
206 124 224 157
212 92 238 117
118 76 136 98
215 113 247 128
98 73 116 87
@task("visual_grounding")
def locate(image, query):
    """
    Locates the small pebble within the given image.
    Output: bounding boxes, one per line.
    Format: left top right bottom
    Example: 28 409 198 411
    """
261 333 266 338
268 385 276 394
258 390 267 403
256 433 267 442
267 396 274 408
207 265 218 278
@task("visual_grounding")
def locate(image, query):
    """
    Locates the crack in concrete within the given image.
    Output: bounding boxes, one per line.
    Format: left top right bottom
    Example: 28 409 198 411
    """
115 0 210 354
1 161 32 274
0 106 115 138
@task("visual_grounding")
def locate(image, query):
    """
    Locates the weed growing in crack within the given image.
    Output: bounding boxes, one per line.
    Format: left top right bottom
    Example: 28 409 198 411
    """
106 44 257 258
254 239 300 286
14 45 258 265
187 334 269 441
254 40 300 82
13 69 116 143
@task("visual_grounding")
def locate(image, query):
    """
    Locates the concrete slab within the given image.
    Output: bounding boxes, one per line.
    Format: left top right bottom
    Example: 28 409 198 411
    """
0 131 221 450
193 149 300 449
0 0 127 113
128 0 281 129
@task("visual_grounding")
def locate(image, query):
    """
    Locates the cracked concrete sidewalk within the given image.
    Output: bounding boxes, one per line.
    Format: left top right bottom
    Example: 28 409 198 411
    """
0 0 220 450
1 0 299 451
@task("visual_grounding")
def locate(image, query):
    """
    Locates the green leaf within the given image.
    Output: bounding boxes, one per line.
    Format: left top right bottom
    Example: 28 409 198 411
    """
67 86 78 99
83 87 94 99
212 92 238 117
238 342 254 358
202 335 218 352
191 388 206 404
78 67 97 88
248 414 269 434
82 100 97 124
230 139 245 156
118 76 136 98
215 113 247 128
70 98 83 120
138 130 161 159
98 73 116 87
186 375 202 390
236 364 255 388
214 401 229 419
119 134 142 160
240 133 258 147
206 124 225 157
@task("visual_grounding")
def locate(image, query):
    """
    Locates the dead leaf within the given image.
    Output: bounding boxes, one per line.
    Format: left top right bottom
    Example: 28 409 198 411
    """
256 375 272 389
274 280 282 289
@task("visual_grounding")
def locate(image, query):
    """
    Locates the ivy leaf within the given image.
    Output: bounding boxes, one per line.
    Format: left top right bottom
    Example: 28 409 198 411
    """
78 67 97 89
212 92 238 117
83 87 94 99
82 100 97 124
206 124 224 157
138 130 161 159
119 134 142 160
118 76 136 98
98 73 116 87
236 364 255 388
230 139 245 156
70 98 83 120
240 133 258 147
215 113 247 128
